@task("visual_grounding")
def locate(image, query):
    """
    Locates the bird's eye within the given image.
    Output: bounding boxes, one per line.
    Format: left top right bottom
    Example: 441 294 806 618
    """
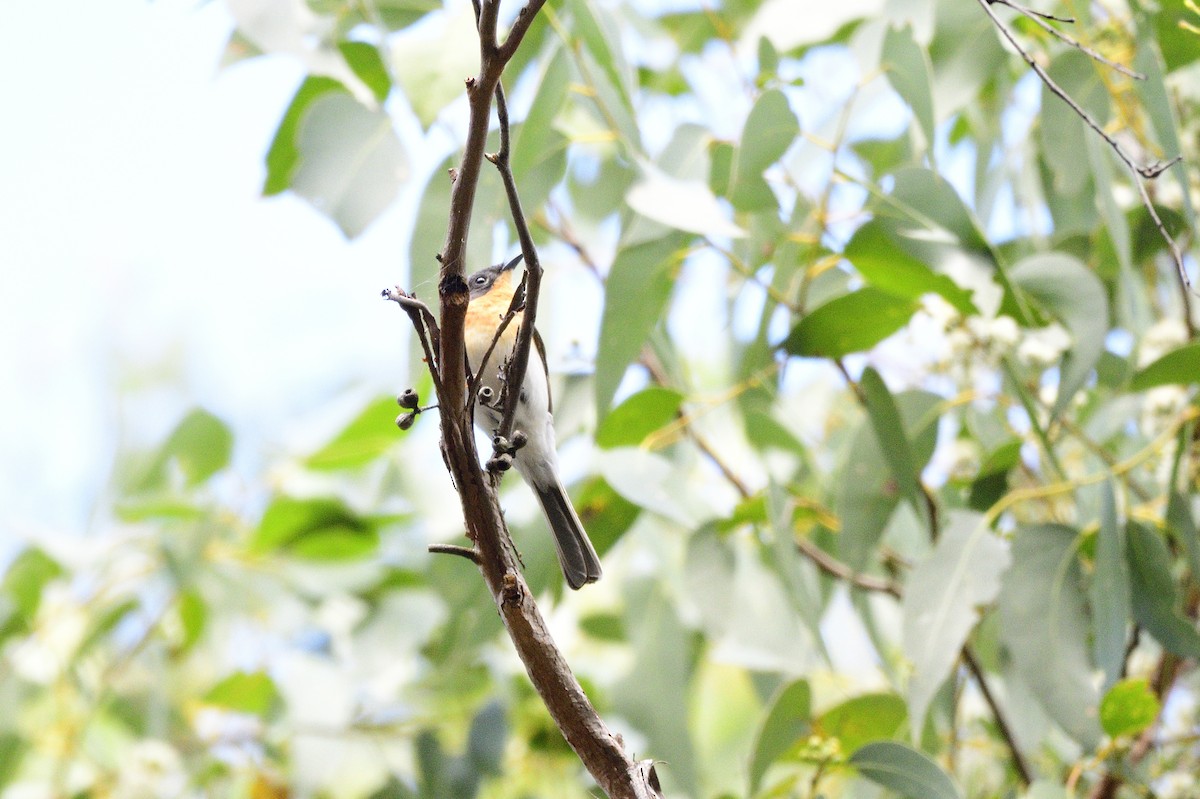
473 275 488 286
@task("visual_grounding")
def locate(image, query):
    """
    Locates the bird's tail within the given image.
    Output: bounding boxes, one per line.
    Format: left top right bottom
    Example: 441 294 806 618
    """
532 477 602 590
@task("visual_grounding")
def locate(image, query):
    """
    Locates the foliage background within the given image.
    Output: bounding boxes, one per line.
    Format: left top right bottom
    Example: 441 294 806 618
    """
2 0 1200 797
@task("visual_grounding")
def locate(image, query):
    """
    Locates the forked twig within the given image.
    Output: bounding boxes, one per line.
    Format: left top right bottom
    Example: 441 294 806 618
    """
976 0 1192 312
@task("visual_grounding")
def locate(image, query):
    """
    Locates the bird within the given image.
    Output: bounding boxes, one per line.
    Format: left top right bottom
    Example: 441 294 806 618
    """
463 253 602 589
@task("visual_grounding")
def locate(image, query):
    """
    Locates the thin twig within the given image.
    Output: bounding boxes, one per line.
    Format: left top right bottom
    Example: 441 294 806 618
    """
976 0 1192 300
429 543 482 563
962 647 1034 786
498 0 549 62
466 274 525 409
990 0 1142 78
383 287 443 395
489 80 544 443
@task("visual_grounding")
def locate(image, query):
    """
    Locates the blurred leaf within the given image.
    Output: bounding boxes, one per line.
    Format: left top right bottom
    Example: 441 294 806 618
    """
814 693 906 753
1009 253 1108 415
729 89 799 211
628 166 746 238
882 24 935 149
1167 491 1200 582
392 7 479 128
467 702 507 775
595 387 684 449
1100 678 1160 739
904 512 1009 737
307 395 405 470
253 496 379 560
845 220 975 314
290 92 407 238
748 680 812 793
114 498 205 522
580 611 626 641
887 167 992 255
595 234 686 418
782 289 918 358
1127 521 1200 658
206 671 281 717
850 741 961 799
566 0 636 120
140 408 233 491
1091 481 1129 688
614 584 699 794
998 524 1102 747
176 589 208 654
337 41 391 102
861 367 924 521
511 45 571 210
1156 0 1200 72
2 547 63 622
0 734 23 791
575 477 641 556
838 390 940 570
1130 342 1200 390
263 76 345 196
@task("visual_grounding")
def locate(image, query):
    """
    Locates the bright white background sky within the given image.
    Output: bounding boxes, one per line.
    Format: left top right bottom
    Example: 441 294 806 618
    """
0 0 424 541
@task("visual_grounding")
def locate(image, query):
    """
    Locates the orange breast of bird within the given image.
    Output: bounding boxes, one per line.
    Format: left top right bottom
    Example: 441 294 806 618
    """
464 270 523 377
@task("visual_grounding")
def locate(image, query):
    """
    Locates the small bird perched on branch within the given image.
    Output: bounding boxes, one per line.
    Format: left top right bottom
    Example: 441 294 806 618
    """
464 254 602 589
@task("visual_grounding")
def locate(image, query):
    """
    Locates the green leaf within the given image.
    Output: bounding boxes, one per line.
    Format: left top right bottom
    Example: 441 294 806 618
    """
1100 678 1160 739
307 395 405 470
886 167 992 256
253 496 379 560
511 45 571 210
748 680 812 793
3 547 64 621
998 524 1102 747
205 671 281 717
595 235 686 419
290 92 407 238
392 7 479 128
850 741 962 799
0 734 24 791
1091 481 1130 688
595 387 684 449
263 76 346 196
1167 491 1200 583
627 166 745 238
860 367 923 521
1009 253 1108 416
814 693 906 754
1127 521 1200 658
781 288 918 358
838 390 941 571
141 408 233 489
882 24 935 150
844 220 976 314
575 477 641 557
1156 0 1200 72
177 589 207 653
565 0 636 124
1130 342 1200 390
729 89 799 211
904 512 1009 737
337 41 391 103
580 612 626 641
467 702 507 775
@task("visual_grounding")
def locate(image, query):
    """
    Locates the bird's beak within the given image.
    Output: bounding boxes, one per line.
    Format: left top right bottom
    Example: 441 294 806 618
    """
503 252 524 272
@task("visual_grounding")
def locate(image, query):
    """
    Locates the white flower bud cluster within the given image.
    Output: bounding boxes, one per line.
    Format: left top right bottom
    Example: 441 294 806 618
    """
921 295 1073 392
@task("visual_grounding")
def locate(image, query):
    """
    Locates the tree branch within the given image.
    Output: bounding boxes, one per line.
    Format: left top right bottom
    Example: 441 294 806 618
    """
401 2 662 794
488 80 543 444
